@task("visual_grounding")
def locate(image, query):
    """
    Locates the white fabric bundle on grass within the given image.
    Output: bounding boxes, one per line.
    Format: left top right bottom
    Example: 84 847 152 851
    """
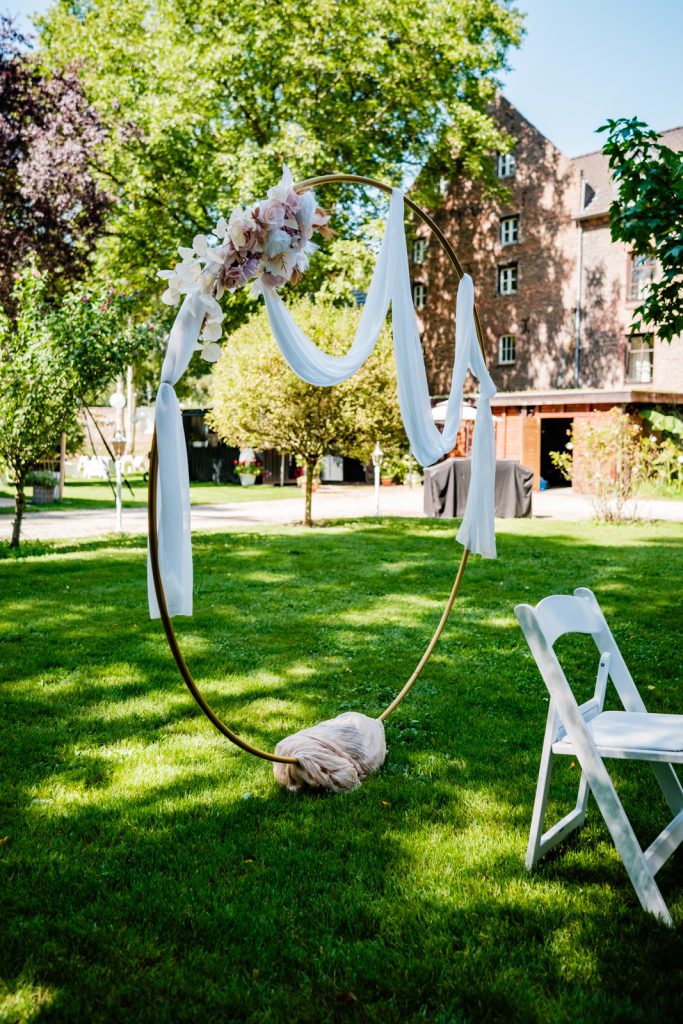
272 712 386 793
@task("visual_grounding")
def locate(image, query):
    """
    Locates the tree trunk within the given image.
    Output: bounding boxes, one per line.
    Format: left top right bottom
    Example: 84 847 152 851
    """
10 475 26 548
304 458 315 527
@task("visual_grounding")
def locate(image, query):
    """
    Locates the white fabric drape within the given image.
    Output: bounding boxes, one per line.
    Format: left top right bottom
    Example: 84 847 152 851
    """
148 187 497 619
147 296 204 617
262 189 497 556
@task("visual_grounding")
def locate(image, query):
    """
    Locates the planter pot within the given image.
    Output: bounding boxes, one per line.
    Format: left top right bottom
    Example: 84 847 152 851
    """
381 476 394 487
296 477 319 491
32 484 58 505
239 474 256 486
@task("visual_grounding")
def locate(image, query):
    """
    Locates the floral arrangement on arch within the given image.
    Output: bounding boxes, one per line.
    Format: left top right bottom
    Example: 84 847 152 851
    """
233 458 265 478
158 166 331 362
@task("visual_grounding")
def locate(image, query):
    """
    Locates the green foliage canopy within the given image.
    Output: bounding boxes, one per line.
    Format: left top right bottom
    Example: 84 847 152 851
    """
0 274 77 480
38 0 524 318
599 117 683 342
0 261 153 545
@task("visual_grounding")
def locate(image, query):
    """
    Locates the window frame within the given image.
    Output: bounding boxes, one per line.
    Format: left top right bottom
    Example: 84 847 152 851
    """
412 282 426 310
497 262 518 296
500 214 520 246
625 333 654 383
498 334 516 366
497 152 516 178
412 238 428 264
629 254 657 303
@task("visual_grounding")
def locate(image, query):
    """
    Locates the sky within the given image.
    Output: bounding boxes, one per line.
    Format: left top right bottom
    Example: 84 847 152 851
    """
501 0 683 155
4 0 682 157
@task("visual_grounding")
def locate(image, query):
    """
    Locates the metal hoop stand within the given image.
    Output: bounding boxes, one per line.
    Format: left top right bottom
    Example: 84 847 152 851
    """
148 173 488 763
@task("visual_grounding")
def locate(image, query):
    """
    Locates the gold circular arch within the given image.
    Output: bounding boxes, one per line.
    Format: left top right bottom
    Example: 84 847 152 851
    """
147 173 486 763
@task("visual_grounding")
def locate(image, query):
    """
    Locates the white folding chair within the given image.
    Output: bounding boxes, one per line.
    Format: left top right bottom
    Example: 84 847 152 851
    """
515 587 683 925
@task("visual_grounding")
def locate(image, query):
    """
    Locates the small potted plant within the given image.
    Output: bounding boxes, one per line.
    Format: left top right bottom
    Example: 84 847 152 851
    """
295 461 321 492
28 470 59 505
233 458 264 486
381 454 407 485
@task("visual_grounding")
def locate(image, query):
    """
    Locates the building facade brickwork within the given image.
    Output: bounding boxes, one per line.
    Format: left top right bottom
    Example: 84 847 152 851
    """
412 98 683 488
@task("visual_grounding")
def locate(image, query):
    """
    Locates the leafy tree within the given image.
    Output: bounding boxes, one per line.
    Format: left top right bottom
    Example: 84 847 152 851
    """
207 300 407 525
0 262 152 546
38 0 523 319
0 17 110 313
549 409 653 523
598 117 683 342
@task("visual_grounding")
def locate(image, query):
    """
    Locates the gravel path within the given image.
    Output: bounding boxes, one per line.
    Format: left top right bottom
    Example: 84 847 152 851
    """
1 485 682 542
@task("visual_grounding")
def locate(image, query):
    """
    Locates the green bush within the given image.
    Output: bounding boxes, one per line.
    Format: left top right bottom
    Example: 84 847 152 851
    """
26 470 59 488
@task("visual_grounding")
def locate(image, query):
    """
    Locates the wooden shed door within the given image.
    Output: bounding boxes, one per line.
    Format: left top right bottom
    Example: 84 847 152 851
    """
522 415 541 490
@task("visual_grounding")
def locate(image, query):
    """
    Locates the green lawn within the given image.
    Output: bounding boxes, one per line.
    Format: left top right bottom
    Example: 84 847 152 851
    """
0 477 298 513
1 518 682 1023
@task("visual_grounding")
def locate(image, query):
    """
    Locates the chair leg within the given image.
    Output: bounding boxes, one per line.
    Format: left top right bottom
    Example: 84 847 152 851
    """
526 752 554 869
526 708 556 870
586 766 672 926
651 762 683 816
526 706 589 870
526 762 590 869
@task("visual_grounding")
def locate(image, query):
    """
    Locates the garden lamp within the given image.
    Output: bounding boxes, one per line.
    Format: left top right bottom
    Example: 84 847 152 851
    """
372 441 383 516
109 392 127 533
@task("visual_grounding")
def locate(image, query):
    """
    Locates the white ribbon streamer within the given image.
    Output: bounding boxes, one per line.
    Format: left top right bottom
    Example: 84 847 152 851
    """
148 188 496 618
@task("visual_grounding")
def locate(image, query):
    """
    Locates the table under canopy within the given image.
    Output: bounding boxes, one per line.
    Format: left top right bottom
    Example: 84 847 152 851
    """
424 458 533 519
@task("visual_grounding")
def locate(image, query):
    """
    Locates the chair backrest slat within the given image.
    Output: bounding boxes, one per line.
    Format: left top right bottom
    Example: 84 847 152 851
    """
515 588 646 716
532 594 601 647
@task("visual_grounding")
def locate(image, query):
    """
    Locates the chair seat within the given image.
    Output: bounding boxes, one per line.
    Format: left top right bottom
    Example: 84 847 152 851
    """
553 711 683 763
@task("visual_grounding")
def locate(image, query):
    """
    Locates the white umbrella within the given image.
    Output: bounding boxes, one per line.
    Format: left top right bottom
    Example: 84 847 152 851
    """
431 401 502 424
431 401 477 424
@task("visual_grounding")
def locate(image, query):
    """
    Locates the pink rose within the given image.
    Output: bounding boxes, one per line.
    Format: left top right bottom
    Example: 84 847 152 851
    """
257 199 286 231
228 207 265 255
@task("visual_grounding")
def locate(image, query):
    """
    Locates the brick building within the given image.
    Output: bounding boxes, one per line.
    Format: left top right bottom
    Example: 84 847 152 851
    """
412 97 683 488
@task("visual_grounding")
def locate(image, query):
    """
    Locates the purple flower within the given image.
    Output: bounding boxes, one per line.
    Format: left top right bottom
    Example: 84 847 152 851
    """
221 256 260 291
260 269 288 289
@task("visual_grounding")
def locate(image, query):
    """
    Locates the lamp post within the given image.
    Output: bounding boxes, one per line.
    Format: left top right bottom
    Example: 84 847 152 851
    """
109 392 127 533
372 441 384 516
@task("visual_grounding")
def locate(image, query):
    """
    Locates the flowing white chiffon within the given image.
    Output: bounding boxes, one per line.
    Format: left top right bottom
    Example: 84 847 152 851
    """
148 188 497 619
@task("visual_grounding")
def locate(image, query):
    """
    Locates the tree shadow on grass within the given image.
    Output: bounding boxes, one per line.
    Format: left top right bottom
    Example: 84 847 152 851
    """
1 520 683 1022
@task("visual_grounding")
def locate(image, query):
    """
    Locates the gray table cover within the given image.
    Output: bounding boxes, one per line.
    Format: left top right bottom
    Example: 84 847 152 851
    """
424 458 533 519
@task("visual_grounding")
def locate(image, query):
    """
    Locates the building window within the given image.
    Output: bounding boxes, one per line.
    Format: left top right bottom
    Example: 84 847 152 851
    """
630 254 657 302
412 283 426 310
626 334 654 383
500 215 519 245
581 180 596 210
498 335 516 365
497 263 518 295
497 151 516 178
412 239 427 264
